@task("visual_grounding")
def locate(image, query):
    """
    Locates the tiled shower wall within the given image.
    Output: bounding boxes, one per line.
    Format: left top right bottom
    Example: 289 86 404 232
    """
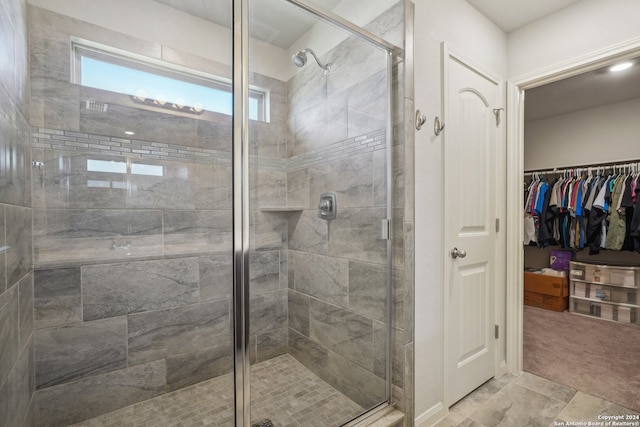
285 2 407 411
0 0 35 425
29 6 288 426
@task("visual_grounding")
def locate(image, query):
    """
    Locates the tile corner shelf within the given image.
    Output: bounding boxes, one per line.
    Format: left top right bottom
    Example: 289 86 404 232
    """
569 261 639 325
259 206 304 212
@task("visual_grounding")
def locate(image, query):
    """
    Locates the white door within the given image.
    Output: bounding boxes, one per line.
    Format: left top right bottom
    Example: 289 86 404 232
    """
443 47 500 406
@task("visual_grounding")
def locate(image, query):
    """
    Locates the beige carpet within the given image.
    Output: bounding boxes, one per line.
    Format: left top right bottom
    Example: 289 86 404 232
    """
523 305 640 412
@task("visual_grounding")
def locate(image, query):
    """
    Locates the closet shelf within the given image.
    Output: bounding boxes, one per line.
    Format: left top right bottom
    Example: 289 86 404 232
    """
259 206 304 212
570 277 638 289
570 295 638 309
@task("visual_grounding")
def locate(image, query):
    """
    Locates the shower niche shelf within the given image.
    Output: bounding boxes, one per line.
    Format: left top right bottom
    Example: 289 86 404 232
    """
259 206 304 212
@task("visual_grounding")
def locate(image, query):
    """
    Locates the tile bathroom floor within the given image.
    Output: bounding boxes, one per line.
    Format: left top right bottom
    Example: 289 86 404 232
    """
71 354 364 427
434 372 640 427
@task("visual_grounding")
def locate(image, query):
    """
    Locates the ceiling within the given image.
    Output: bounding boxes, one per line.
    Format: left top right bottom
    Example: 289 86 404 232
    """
152 0 342 49
465 0 581 34
524 58 640 121
158 0 582 46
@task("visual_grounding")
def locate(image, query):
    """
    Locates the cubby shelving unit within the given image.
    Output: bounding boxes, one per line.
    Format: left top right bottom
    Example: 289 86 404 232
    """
569 261 639 325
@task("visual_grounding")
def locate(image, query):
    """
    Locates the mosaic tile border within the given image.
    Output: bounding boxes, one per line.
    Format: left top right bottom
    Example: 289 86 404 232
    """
31 127 234 166
31 127 387 172
288 128 387 172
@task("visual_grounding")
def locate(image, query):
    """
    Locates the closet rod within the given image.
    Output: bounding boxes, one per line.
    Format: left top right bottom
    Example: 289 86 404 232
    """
525 159 640 176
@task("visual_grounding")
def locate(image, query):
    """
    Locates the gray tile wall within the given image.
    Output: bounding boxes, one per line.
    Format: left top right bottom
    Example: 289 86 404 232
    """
31 257 241 426
35 360 167 427
285 2 407 412
0 0 34 425
29 6 290 425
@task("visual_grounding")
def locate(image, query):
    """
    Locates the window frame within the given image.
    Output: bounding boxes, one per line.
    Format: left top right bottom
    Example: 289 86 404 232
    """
71 38 269 122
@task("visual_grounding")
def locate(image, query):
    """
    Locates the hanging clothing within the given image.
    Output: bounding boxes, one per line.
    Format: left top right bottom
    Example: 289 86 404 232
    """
524 177 546 244
525 167 640 255
630 184 640 253
605 176 628 251
537 178 558 247
524 214 537 245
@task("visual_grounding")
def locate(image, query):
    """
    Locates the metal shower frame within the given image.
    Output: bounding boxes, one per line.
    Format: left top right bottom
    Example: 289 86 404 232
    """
232 1 403 425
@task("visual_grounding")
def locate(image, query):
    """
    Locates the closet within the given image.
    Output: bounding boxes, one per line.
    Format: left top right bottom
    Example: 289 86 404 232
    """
521 56 640 412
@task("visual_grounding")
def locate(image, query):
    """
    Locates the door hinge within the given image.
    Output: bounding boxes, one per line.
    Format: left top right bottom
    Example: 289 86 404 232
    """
495 324 499 339
381 219 391 240
495 218 500 233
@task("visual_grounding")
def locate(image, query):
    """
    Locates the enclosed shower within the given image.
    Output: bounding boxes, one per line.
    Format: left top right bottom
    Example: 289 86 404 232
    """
0 0 406 425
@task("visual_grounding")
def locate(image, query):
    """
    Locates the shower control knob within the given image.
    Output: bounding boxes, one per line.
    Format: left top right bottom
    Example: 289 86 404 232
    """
318 192 337 220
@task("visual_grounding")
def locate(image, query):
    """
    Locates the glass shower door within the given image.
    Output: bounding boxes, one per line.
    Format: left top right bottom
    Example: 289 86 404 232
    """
27 0 397 424
30 1 236 425
247 0 393 424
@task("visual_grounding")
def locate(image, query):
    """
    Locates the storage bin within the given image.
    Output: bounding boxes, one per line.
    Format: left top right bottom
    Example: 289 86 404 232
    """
570 261 639 326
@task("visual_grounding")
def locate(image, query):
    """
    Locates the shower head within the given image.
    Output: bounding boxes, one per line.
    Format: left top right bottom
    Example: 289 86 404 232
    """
291 51 307 67
291 48 331 75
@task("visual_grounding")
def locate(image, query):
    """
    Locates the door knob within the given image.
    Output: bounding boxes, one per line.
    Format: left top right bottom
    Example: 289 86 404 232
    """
450 247 467 259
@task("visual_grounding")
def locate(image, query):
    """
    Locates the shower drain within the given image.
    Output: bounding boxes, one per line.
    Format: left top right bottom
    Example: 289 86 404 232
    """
251 419 274 427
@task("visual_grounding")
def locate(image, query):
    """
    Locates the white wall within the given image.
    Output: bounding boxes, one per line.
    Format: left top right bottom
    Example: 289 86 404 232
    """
508 0 640 79
525 97 640 170
412 0 506 423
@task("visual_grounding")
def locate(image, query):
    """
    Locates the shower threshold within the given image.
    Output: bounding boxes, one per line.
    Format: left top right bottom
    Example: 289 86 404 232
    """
70 354 364 427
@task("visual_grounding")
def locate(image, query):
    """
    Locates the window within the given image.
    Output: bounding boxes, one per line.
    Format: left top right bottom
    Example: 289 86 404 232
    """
72 40 268 122
87 159 163 177
86 158 164 189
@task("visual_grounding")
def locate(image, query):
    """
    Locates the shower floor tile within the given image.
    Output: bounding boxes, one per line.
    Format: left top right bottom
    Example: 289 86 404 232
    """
70 354 365 427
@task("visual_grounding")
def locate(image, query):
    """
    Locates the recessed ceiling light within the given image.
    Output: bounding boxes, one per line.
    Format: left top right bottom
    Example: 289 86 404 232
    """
124 131 135 135
610 62 633 72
